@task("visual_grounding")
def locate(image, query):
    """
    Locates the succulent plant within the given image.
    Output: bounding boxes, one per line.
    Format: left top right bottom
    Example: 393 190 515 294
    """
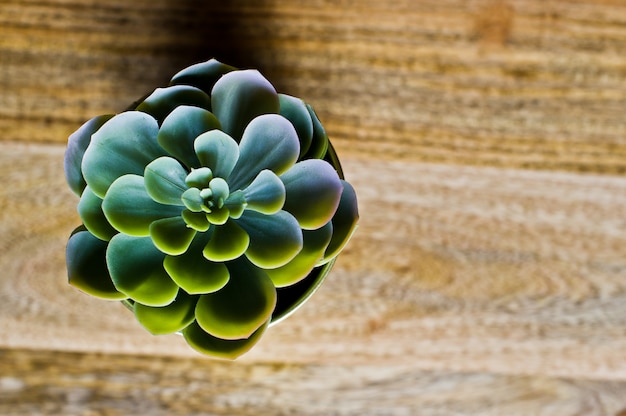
64 59 359 359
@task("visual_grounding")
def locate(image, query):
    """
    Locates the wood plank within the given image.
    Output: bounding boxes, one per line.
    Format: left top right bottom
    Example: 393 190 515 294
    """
1 0 626 173
2 347 626 415
1 142 625 382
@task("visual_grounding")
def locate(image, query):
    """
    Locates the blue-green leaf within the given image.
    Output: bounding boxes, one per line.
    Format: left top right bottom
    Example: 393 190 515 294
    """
194 257 276 340
181 209 210 232
144 157 188 205
77 186 118 241
202 220 249 262
228 114 300 190
164 232 230 295
242 170 285 215
64 114 113 197
157 105 221 169
134 291 197 335
279 94 313 157
194 130 240 179
321 180 359 264
236 210 303 269
302 104 329 160
66 227 127 300
183 320 269 360
102 174 182 236
149 216 196 256
169 58 236 96
210 69 280 140
265 222 333 287
106 234 178 307
135 85 211 124
81 111 166 198
280 159 343 230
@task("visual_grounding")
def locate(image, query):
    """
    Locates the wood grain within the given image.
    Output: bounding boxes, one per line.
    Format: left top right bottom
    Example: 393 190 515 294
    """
0 143 625 397
2 0 626 413
2 0 626 172
2 348 626 416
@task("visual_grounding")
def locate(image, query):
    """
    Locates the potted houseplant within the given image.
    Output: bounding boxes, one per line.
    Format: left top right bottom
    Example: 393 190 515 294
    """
64 59 359 359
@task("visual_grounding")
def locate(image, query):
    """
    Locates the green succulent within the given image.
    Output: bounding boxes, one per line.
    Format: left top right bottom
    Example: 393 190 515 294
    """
64 59 359 359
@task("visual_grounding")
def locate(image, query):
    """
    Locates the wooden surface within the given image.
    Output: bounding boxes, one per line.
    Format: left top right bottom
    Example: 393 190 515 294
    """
1 0 626 414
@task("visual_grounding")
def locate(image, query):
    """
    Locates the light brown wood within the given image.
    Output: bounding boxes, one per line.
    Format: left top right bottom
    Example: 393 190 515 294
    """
1 142 625 412
2 0 626 172
2 0 626 413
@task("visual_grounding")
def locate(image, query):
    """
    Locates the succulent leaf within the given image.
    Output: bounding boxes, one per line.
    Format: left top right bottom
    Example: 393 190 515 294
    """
202 220 249 262
194 257 276 340
265 222 333 287
135 85 211 124
66 228 127 300
279 94 313 157
242 169 285 215
157 105 221 169
77 186 118 241
280 159 343 230
106 234 179 307
194 130 240 180
181 209 210 232
303 104 329 160
236 210 303 269
170 58 236 97
228 114 300 190
144 157 188 205
149 216 196 256
102 174 182 236
321 180 360 264
211 69 280 140
81 112 166 198
134 291 198 335
163 233 230 295
65 114 113 197
183 320 269 360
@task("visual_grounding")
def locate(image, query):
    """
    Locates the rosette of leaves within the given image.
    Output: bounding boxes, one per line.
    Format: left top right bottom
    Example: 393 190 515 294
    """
64 59 359 359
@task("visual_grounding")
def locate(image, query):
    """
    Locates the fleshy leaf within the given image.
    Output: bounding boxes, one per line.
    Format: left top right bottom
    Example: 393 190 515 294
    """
265 222 333 287
242 170 285 214
157 106 221 169
280 159 343 230
64 114 113 197
236 210 303 269
135 85 211 124
302 104 329 160
279 94 313 157
202 220 249 262
149 216 196 256
228 114 300 190
102 174 182 236
106 234 178 307
206 206 230 225
144 157 188 205
211 69 280 140
66 227 127 300
77 186 118 241
194 130 240 179
185 167 213 189
183 320 269 360
170 58 236 97
181 188 204 212
321 180 359 264
134 291 197 335
181 209 210 232
164 233 230 294
194 257 276 340
81 111 166 198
